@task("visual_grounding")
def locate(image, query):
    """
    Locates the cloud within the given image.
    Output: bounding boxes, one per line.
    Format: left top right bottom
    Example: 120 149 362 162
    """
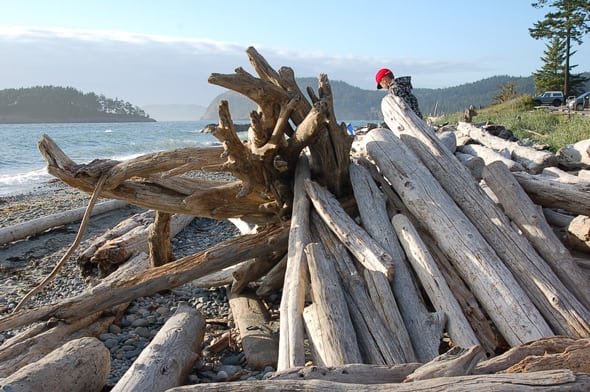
0 27 488 106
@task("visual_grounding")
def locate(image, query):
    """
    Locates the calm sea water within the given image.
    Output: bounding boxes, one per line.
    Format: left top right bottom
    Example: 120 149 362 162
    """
0 121 221 196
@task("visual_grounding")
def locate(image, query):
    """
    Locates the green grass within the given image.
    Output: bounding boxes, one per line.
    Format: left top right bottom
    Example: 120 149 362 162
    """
433 95 590 152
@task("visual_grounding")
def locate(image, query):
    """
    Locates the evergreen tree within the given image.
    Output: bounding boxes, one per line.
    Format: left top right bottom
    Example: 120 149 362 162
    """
529 0 590 96
533 37 567 93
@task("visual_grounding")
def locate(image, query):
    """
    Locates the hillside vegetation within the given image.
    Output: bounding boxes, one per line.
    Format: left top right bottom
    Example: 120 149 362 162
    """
0 86 155 124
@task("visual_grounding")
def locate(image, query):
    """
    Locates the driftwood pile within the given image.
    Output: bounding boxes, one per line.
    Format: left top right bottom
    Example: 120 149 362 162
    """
1 47 590 391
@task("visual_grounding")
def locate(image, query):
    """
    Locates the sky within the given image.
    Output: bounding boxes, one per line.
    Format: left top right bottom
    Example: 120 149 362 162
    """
0 0 588 107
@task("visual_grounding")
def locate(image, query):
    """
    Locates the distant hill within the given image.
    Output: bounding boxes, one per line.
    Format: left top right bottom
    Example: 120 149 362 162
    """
141 104 206 121
200 75 542 121
0 86 155 124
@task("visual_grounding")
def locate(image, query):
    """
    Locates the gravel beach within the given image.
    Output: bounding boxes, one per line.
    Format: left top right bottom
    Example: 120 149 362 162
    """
0 178 280 388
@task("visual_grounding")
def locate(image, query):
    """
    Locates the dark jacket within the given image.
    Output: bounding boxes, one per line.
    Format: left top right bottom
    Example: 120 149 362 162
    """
388 76 423 119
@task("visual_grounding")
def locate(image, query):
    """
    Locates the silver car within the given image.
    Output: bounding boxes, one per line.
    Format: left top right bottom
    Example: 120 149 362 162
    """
567 92 590 111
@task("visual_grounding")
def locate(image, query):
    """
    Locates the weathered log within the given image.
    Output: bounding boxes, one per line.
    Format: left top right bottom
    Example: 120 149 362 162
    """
270 363 421 383
0 224 289 333
277 155 311 370
363 127 552 345
111 302 205 392
474 336 586 374
513 171 590 216
382 94 590 339
303 242 362 365
391 214 480 348
456 122 557 173
541 166 588 184
305 179 394 279
454 152 484 180
350 162 430 362
0 337 110 392
91 213 194 275
403 346 485 382
256 254 287 298
483 161 590 310
0 199 127 245
166 370 590 391
543 208 575 228
228 289 279 370
37 134 278 225
311 212 413 364
148 211 174 267
436 130 457 153
458 143 525 172
231 252 284 294
501 338 590 374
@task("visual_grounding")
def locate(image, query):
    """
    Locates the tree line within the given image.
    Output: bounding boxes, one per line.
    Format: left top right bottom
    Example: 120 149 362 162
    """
0 86 154 124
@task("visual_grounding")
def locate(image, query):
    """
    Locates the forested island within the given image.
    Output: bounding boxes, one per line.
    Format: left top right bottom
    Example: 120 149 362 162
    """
0 86 155 124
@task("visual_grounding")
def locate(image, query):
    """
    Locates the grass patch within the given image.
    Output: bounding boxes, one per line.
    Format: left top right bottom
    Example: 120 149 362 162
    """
433 95 590 152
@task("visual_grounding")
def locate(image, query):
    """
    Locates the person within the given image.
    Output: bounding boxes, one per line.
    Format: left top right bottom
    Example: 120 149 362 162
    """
375 68 423 119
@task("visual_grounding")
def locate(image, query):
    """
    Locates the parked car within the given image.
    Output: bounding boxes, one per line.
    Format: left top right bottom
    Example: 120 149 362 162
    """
533 91 565 107
567 92 590 111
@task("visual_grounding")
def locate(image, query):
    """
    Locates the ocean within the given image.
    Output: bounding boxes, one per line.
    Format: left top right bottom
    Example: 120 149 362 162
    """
0 120 367 197
0 121 221 197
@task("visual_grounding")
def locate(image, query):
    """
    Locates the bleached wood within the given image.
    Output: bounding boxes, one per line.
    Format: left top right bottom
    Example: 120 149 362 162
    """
311 213 416 364
362 127 552 346
543 208 575 228
270 363 421 384
512 171 590 216
350 162 429 362
556 138 590 169
391 214 480 348
256 253 287 298
228 289 279 370
303 242 362 365
278 154 311 370
456 122 557 173
0 337 110 392
455 152 484 180
111 302 205 392
382 94 589 339
483 160 590 310
0 199 127 245
542 166 589 184
567 215 590 254
458 143 525 172
436 130 457 153
166 370 590 391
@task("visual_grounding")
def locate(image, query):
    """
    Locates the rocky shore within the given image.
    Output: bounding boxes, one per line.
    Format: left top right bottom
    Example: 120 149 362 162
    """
0 179 278 388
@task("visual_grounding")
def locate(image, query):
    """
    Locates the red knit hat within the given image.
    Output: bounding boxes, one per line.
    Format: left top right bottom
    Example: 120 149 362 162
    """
375 68 394 89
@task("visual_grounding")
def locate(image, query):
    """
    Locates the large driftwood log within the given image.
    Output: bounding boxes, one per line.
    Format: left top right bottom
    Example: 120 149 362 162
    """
228 289 278 370
474 336 589 374
111 302 205 392
512 171 590 216
556 138 590 169
277 155 311 370
311 212 406 364
567 215 590 254
166 370 590 391
458 143 525 172
0 224 289 333
382 94 590 339
403 345 485 382
362 127 552 346
303 242 362 365
456 122 557 173
0 199 128 245
270 363 421 383
0 337 110 392
350 162 435 362
391 214 480 348
483 161 590 309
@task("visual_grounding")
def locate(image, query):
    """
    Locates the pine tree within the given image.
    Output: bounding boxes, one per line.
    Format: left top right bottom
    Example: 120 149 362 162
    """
533 37 566 93
529 0 590 96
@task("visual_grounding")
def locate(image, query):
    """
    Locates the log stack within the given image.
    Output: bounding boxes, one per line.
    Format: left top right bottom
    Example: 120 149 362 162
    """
1 47 590 390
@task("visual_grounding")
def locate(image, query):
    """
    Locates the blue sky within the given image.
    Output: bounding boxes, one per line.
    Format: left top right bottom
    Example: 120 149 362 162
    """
0 0 587 106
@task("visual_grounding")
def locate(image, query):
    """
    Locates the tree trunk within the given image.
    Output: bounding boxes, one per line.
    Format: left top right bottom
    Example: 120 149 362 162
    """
228 289 279 370
303 242 362 365
111 302 205 392
148 211 175 268
483 160 590 310
0 337 110 392
165 370 590 391
362 127 552 346
0 199 127 245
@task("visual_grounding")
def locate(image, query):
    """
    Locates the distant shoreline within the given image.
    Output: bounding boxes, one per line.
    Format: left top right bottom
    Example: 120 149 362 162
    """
0 117 156 124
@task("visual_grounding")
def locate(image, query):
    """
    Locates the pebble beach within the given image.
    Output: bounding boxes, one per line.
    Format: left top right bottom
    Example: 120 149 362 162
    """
0 179 280 388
